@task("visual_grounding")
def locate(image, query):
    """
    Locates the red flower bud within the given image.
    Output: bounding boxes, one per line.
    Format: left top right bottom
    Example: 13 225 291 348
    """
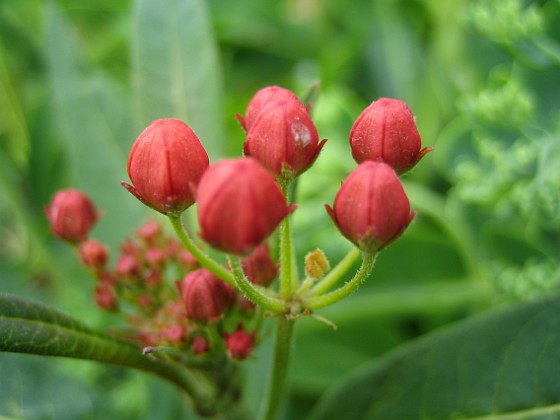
123 119 209 215
241 244 278 286
349 98 432 174
78 239 109 271
191 336 209 355
45 189 98 243
196 158 296 255
179 269 234 323
224 324 255 361
326 161 415 252
244 99 326 178
94 282 117 310
236 86 300 132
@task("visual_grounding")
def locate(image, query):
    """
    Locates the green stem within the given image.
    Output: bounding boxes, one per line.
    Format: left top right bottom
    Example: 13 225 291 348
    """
228 256 286 313
306 247 361 297
279 214 297 298
278 180 298 299
303 251 377 311
168 214 235 287
258 316 295 420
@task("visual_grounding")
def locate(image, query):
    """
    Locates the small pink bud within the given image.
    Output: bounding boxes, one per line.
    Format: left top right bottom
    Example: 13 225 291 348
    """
224 324 255 361
241 244 278 286
191 336 209 355
160 325 184 344
116 253 140 277
123 119 209 215
94 282 117 310
145 247 165 267
326 161 415 252
349 98 431 174
78 239 109 271
179 269 234 323
45 189 98 243
243 98 326 177
136 220 162 243
236 86 300 132
196 158 296 255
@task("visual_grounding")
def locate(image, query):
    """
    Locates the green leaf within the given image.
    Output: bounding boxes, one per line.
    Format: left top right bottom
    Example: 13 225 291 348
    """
132 0 224 157
0 293 208 402
307 293 560 420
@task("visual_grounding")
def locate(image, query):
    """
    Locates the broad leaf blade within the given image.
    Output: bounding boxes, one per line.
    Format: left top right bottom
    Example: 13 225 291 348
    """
132 0 224 157
0 293 203 398
308 293 560 420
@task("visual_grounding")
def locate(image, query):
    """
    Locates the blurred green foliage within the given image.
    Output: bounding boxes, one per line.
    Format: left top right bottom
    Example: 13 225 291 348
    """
1 0 560 418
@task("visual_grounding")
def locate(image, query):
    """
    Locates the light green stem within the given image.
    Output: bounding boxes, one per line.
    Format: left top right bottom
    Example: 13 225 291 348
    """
306 247 361 296
279 214 297 298
228 256 285 313
168 214 235 287
304 251 377 311
258 316 294 420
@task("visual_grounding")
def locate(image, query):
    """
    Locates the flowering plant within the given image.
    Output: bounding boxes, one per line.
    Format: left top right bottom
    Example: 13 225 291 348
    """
3 1 560 419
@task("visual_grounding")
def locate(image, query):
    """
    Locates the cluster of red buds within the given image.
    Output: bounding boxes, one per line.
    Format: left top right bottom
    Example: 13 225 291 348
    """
46 87 431 365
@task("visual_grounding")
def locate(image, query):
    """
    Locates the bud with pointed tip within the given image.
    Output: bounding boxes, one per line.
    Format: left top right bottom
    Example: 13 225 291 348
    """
179 269 234 323
236 86 300 132
196 158 296 255
350 98 431 174
123 119 209 215
45 189 99 243
326 161 415 252
243 98 326 178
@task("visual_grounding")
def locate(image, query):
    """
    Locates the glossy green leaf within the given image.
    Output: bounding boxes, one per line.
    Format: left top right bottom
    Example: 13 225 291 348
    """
132 0 224 157
308 293 560 420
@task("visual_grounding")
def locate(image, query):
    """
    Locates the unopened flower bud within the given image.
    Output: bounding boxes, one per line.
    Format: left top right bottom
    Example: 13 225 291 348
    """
224 324 255 361
95 282 117 310
244 99 326 178
241 244 278 286
45 189 99 243
326 162 415 252
196 158 295 255
192 336 209 355
236 86 300 132
179 269 234 323
123 119 209 215
78 239 109 271
304 249 330 279
349 98 431 174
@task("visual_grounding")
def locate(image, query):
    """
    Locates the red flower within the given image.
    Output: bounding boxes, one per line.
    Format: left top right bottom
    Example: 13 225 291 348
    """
123 119 209 215
349 98 431 174
241 244 278 286
45 189 98 243
236 86 300 132
243 97 326 178
179 269 234 323
224 324 255 360
326 161 415 252
196 158 295 255
78 239 109 271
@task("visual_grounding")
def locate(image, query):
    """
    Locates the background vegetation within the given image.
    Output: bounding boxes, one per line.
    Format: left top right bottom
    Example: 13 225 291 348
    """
1 0 560 418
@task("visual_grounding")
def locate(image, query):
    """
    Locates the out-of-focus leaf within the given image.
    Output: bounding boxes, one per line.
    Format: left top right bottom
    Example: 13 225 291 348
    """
0 39 29 169
44 2 147 246
132 0 224 158
308 292 560 420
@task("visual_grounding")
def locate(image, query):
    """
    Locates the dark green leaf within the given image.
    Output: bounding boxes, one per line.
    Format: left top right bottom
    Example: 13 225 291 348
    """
308 293 560 420
0 293 209 400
